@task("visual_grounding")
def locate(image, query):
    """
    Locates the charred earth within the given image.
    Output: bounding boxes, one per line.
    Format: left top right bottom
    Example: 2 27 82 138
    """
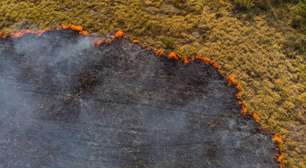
0 30 278 168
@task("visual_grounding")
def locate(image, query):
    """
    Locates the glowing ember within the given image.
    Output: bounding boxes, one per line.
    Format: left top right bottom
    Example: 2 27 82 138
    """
276 153 284 164
227 74 238 86
62 25 88 36
183 57 190 64
235 92 243 100
241 102 248 116
252 112 261 123
273 134 283 144
235 83 243 92
114 30 125 38
211 62 221 69
0 28 280 167
195 55 212 64
168 51 179 60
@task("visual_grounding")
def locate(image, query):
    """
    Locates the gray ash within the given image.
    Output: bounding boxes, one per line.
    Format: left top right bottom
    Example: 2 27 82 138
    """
0 30 278 168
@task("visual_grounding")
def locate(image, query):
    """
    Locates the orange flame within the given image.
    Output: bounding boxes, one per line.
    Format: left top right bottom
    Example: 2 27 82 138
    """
115 30 125 38
193 55 222 71
62 25 70 29
276 153 285 166
195 55 212 64
252 112 261 123
0 27 283 168
70 25 83 32
235 92 243 101
61 25 88 36
9 28 50 38
183 57 190 65
227 74 238 86
11 30 32 38
272 134 283 144
168 51 179 61
211 62 221 70
62 25 83 31
272 133 284 167
235 83 243 92
241 102 248 116
36 28 49 36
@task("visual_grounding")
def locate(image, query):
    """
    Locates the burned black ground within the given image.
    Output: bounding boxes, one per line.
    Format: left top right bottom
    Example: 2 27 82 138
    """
0 30 277 168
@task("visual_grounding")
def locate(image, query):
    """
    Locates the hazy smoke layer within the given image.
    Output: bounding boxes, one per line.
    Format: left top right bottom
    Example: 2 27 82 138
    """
0 30 277 168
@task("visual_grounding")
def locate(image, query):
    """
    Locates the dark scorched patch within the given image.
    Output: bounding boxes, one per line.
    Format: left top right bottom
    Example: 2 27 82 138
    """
0 30 277 168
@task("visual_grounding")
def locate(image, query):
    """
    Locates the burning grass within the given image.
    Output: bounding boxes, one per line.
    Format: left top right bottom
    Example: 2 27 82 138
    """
0 28 280 167
3 25 284 167
0 1 304 166
0 26 286 167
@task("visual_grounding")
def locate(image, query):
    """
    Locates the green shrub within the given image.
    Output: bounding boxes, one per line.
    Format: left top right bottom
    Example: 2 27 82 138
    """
234 0 255 10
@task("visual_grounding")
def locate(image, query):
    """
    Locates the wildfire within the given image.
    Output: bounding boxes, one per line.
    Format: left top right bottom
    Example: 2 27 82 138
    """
211 62 221 70
8 28 50 38
272 134 283 144
276 153 285 166
168 51 179 61
115 30 125 38
235 83 243 92
193 55 223 71
0 26 283 167
271 132 285 167
11 30 31 38
183 57 190 65
194 55 210 64
3 25 90 39
240 102 248 116
62 25 82 31
252 112 261 123
62 25 89 36
226 74 238 86
235 92 243 101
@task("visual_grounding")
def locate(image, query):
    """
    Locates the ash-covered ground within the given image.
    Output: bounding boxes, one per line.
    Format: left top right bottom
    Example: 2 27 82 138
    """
0 30 277 168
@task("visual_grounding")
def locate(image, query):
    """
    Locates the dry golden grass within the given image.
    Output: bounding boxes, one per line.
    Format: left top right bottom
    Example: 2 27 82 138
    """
0 0 305 167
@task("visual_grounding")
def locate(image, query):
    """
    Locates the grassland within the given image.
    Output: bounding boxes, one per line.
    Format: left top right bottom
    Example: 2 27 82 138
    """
0 0 305 167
